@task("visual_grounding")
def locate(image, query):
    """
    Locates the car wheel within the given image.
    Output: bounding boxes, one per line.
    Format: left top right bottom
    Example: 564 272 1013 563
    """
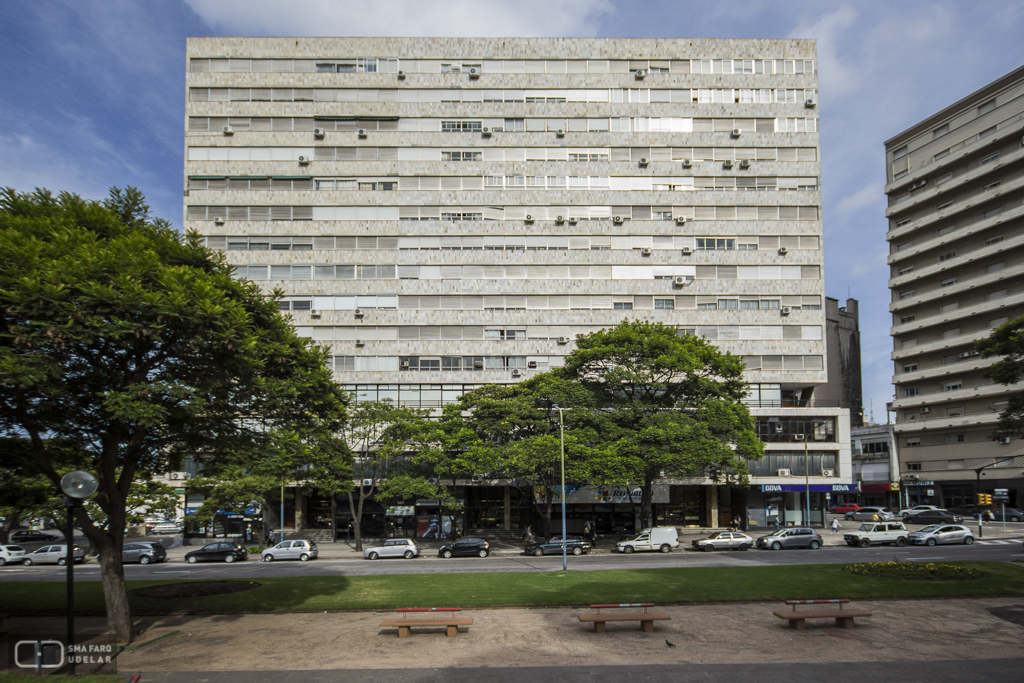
263 554 274 562
896 537 907 547
845 515 854 521
58 558 67 566
403 551 414 559
771 541 782 551
225 554 235 563
623 545 634 554
659 544 671 553
442 550 452 558
532 548 543 557
859 539 870 548
23 558 33 566
572 546 583 556
187 555 197 564
703 544 715 552
478 549 488 558
809 540 821 550
964 536 974 545
902 515 910 522
0 558 6 566
1011 517 1022 523
926 538 937 547
140 555 151 564
737 543 750 551
299 553 310 562
368 552 379 560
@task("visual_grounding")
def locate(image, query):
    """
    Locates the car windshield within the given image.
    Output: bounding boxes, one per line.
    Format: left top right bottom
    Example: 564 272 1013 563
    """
858 524 873 531
766 529 787 537
706 532 723 539
6 545 24 551
917 525 941 533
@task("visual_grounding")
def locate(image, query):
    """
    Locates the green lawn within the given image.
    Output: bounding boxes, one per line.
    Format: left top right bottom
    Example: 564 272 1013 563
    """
2 562 1023 615
0 676 121 682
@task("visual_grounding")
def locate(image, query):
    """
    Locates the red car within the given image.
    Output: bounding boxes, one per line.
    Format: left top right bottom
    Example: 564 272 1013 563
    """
829 503 861 514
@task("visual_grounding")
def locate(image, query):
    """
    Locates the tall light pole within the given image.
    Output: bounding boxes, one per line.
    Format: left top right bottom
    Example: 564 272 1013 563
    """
974 456 1016 539
60 471 98 676
552 404 568 571
800 421 827 527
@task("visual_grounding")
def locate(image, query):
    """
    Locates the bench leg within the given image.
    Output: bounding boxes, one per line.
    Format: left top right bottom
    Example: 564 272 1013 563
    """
594 622 606 633
835 617 854 629
641 620 654 633
446 625 458 637
789 618 806 630
397 625 411 638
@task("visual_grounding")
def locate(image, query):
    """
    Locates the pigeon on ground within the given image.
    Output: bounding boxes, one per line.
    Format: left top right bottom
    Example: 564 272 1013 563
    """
666 640 676 647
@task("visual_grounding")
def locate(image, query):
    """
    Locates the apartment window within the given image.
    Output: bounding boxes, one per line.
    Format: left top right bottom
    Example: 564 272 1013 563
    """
903 363 918 373
978 125 997 139
988 288 1008 300
934 149 950 161
899 314 916 326
984 206 1002 218
990 316 1009 328
944 379 962 392
933 123 949 139
938 250 956 262
906 439 922 447
896 218 911 228
940 277 957 287
654 299 675 310
985 235 1004 246
903 387 919 398
442 151 482 161
613 302 633 310
978 99 996 115
982 180 1000 193
696 238 735 250
947 435 966 445
936 200 953 211
894 169 908 180
935 173 953 186
906 462 922 470
987 261 1006 273
440 63 461 73
981 152 1000 165
899 290 915 300
937 224 956 236
441 121 482 132
896 241 912 252
504 118 525 132
898 266 914 276
892 146 908 160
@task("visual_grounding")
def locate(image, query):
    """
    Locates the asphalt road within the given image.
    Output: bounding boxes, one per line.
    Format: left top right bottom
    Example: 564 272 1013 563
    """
2 539 1022 581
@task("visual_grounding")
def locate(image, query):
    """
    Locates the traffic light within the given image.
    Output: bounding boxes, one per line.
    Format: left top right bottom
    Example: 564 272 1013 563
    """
977 493 993 506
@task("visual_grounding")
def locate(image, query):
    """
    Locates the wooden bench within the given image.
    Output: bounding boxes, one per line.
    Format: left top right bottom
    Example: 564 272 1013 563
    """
578 603 671 633
772 599 872 630
380 607 473 638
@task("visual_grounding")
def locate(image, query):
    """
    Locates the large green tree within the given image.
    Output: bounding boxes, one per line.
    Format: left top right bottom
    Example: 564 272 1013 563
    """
559 320 763 527
0 187 348 642
977 315 1024 440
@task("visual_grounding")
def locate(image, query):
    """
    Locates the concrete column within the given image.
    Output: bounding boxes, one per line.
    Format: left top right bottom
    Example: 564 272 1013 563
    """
503 486 511 530
707 486 718 528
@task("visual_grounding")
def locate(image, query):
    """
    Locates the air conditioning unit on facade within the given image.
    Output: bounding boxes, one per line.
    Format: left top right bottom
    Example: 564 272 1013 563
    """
568 216 578 224
556 129 565 137
528 360 538 368
777 469 792 477
222 125 234 135
640 247 652 256
730 129 741 138
722 160 734 169
213 216 225 225
793 434 806 441
613 216 623 224
362 479 374 487
354 308 364 318
468 67 480 78
471 474 484 482
525 214 534 222
821 469 835 477
511 368 522 377
673 276 690 287
781 307 792 315
355 339 365 346
778 246 789 255
400 360 410 368
739 159 750 169
298 155 310 164
313 128 325 138
682 159 692 168
482 127 491 137
473 359 484 368
310 309 321 318
675 216 687 225
639 157 649 166
805 99 816 108
557 337 568 344
681 246 693 255
920 407 930 413
556 215 565 223
397 70 406 79
635 69 647 79
357 128 367 137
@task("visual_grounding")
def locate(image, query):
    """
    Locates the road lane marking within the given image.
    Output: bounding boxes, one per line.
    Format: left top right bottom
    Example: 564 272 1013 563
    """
909 556 946 560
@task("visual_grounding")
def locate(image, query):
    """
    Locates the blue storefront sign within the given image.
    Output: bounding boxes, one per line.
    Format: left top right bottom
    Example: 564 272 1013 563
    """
761 484 857 493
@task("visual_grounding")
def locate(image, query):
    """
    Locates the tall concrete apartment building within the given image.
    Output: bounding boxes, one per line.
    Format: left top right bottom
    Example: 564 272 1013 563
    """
885 65 1024 510
184 37 850 534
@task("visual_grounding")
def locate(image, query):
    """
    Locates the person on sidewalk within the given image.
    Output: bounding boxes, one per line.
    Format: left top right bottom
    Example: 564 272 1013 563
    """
772 517 780 532
522 525 535 548
830 518 841 534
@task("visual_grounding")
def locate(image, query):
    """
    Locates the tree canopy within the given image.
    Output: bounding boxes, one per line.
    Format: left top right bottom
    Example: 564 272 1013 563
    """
977 314 1024 440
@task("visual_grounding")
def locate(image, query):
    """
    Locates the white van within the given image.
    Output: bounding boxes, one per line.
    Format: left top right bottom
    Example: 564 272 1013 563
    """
615 526 679 553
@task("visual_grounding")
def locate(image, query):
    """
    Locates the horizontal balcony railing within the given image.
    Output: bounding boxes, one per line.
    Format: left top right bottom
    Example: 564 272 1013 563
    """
891 291 1024 335
889 263 1024 312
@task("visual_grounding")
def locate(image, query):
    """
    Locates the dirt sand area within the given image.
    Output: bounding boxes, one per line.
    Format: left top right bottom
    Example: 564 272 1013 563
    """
59 597 1017 670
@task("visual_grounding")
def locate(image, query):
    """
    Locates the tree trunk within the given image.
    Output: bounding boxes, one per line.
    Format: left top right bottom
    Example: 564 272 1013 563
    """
0 512 18 544
640 478 654 530
346 490 362 551
78 508 134 644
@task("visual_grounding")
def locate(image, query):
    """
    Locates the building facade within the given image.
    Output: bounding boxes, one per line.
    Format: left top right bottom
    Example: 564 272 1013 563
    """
821 297 864 428
885 65 1024 511
184 37 849 534
848 423 900 510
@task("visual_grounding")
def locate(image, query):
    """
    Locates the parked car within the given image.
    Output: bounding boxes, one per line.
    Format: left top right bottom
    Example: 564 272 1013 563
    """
0 545 26 565
691 531 753 551
362 538 417 560
11 530 60 543
844 507 895 522
438 537 490 558
756 527 823 550
909 524 975 546
22 544 86 566
843 522 909 548
974 508 1024 522
184 542 248 564
115 542 168 564
897 505 944 520
525 536 592 557
150 522 184 534
906 510 963 525
262 539 320 562
615 526 680 553
828 503 862 514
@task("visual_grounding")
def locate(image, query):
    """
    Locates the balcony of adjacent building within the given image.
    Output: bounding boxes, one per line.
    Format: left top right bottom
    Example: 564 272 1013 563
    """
891 291 1024 337
888 230 1024 291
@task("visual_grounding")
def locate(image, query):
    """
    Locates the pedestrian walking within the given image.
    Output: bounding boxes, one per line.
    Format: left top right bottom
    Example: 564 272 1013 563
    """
522 525 535 548
830 518 841 534
267 528 275 545
773 517 780 532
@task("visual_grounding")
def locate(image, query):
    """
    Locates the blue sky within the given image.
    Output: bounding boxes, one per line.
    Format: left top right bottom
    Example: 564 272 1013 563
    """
2 0 1023 422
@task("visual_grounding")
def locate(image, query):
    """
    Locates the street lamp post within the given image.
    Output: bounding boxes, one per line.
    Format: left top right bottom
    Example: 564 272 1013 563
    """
59 471 98 676
552 404 568 571
974 456 1017 539
801 421 827 527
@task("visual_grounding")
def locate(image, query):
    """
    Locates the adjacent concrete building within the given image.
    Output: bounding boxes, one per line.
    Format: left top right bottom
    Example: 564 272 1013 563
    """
822 296 864 428
885 64 1024 510
184 37 849 534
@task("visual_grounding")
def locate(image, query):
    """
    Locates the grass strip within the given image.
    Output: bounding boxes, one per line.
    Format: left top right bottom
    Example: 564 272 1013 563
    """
0 676 122 682
2 562 1022 616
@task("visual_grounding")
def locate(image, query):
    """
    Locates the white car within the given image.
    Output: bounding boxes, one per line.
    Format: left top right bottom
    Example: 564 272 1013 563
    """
843 522 909 548
261 540 318 562
23 544 86 566
150 522 184 534
897 505 944 520
363 538 420 560
0 545 26 565
615 526 680 553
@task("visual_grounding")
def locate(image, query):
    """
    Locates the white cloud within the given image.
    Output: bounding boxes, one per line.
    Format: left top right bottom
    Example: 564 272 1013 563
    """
184 0 615 37
835 182 883 217
788 4 860 98
0 132 109 199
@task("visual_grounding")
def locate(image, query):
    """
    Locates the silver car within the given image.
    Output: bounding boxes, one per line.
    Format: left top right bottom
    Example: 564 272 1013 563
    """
0 545 26 565
261 539 318 562
844 506 895 522
909 524 975 546
691 531 753 551
363 538 419 560
23 544 86 566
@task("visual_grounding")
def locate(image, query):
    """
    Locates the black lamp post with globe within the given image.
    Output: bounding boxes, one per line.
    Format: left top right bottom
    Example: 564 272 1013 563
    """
59 470 98 676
